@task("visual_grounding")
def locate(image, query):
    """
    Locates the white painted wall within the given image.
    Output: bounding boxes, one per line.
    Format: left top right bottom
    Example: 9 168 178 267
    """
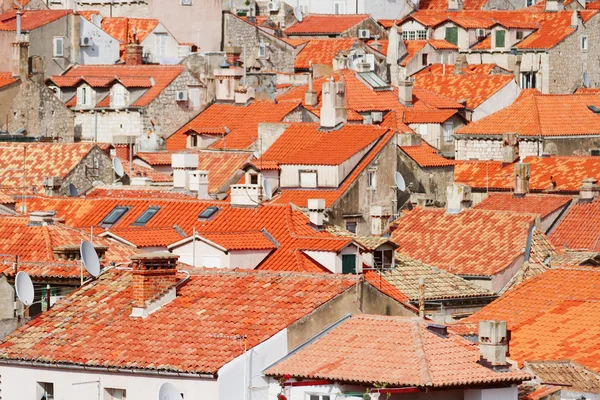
287 0 411 19
432 23 469 49
0 364 218 400
171 239 228 268
80 16 121 65
230 250 272 269
75 111 143 142
338 140 377 183
304 250 338 273
473 79 520 121
465 385 519 400
280 165 339 187
141 23 183 64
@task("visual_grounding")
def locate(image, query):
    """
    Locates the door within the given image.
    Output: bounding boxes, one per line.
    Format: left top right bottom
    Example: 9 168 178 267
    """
445 27 458 46
342 254 356 274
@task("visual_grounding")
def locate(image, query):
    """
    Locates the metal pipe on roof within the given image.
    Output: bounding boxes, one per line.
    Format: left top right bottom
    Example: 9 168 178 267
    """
418 277 425 318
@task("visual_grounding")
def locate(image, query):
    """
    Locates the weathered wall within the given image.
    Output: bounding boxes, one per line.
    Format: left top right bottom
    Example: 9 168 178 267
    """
75 110 143 142
28 14 77 77
74 2 150 17
80 16 121 65
0 80 20 130
61 145 114 194
397 150 454 205
140 23 181 63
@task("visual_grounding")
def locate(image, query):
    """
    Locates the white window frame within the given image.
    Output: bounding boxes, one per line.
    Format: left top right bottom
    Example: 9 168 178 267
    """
188 86 200 109
299 170 318 188
154 33 168 58
105 388 126 400
582 36 589 52
77 85 93 107
111 84 128 108
374 249 394 269
367 169 377 189
408 31 416 40
53 37 64 58
444 122 454 142
258 42 267 58
402 31 409 40
417 30 427 40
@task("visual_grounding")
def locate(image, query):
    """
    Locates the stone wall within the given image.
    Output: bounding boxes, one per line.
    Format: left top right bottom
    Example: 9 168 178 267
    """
8 80 75 141
75 111 143 142
60 145 114 195
397 149 454 205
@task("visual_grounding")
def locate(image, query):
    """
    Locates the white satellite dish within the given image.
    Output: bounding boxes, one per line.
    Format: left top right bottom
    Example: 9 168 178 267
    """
262 177 272 201
293 6 303 22
157 383 182 400
394 171 406 191
68 183 78 197
113 157 125 178
15 271 34 306
80 240 101 278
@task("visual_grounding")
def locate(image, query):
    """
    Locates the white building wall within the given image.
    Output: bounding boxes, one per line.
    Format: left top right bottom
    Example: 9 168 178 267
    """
338 142 377 183
0 364 218 400
288 0 411 19
432 23 469 49
473 80 520 121
465 385 519 400
303 250 338 273
170 239 229 268
230 249 272 269
80 17 120 65
280 165 339 187
141 23 183 64
75 111 143 143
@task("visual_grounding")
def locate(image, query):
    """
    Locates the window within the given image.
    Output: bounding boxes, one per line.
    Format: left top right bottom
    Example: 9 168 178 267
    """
526 0 534 6
309 395 331 400
495 29 506 48
189 87 200 109
132 206 160 226
334 0 345 14
342 254 356 274
516 31 524 40
198 206 219 219
37 382 54 400
190 134 198 148
112 84 129 108
105 388 126 400
258 42 267 58
49 85 61 98
402 31 408 40
445 27 458 46
154 33 168 58
407 31 416 40
422 53 428 66
417 30 427 40
520 72 537 89
345 221 357 233
299 170 317 188
249 173 259 185
101 206 129 226
77 86 91 106
367 170 376 189
582 36 588 52
374 249 394 269
444 122 454 142
53 37 64 58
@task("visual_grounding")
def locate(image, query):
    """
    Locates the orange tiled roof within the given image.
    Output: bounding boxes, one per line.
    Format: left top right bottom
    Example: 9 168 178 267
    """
86 187 197 200
400 40 428 67
294 38 358 69
52 65 185 107
0 143 99 195
265 314 529 386
101 17 160 58
515 11 598 50
0 268 358 374
0 72 18 88
167 100 300 151
0 190 14 204
284 14 370 35
416 63 509 75
77 10 100 22
390 207 536 276
419 0 488 10
457 93 600 136
454 267 600 372
0 9 72 31
378 19 396 28
549 196 600 251
103 227 184 247
474 193 571 219
575 87 600 94
399 141 455 167
118 159 173 183
402 10 541 30
428 39 459 49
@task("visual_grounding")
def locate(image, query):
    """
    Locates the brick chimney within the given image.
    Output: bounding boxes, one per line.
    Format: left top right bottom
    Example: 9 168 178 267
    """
320 79 347 128
478 320 508 366
502 132 519 164
579 178 600 202
398 79 414 106
130 252 179 312
125 44 144 65
513 163 530 197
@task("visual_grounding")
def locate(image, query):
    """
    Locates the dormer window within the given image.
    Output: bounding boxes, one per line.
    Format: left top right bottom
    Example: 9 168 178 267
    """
77 85 93 107
495 29 506 48
374 249 394 269
112 84 129 108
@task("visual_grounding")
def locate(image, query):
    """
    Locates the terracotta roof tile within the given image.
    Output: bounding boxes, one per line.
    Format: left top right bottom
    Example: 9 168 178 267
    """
0 72 18 88
0 9 71 31
390 207 536 276
515 11 597 50
77 10 99 22
195 230 277 251
474 193 571 219
399 141 455 167
284 14 370 35
549 196 600 251
419 0 488 10
0 190 14 204
101 17 160 59
103 227 184 247
525 360 600 393
400 40 428 67
294 38 358 69
266 314 529 386
403 10 541 29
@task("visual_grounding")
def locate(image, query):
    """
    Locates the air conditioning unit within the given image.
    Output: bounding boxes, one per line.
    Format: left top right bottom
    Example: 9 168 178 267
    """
476 28 486 38
267 0 280 12
371 111 383 123
80 36 92 46
358 29 371 39
175 90 188 101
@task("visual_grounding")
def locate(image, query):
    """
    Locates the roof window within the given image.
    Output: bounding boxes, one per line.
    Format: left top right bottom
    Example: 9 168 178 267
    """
131 206 160 226
101 206 129 227
588 105 600 114
198 206 219 220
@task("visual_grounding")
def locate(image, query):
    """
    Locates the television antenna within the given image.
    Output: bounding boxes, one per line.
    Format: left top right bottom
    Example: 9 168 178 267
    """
68 183 78 197
157 382 183 400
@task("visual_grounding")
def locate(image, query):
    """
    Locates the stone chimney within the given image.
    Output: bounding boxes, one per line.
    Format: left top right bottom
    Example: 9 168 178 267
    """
502 132 519 164
172 154 199 189
545 0 564 12
189 170 210 200
453 54 468 75
130 252 179 317
446 183 472 214
513 163 530 197
398 79 414 106
125 44 144 65
234 86 255 104
305 68 318 107
320 79 347 129
43 176 62 197
479 320 508 366
579 178 600 202
308 199 326 228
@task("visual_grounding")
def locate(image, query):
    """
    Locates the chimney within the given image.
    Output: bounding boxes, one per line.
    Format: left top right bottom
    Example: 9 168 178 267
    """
355 61 371 73
43 176 62 196
370 206 384 235
545 0 564 12
234 86 255 104
308 199 326 228
579 178 600 202
448 0 463 10
16 11 21 40
11 14 29 80
189 170 210 200
478 320 508 366
398 79 414 106
125 44 144 65
453 54 468 75
571 10 578 28
502 132 519 164
513 163 530 197
172 154 199 189
28 211 56 226
320 79 347 129
130 252 179 316
53 244 107 261
446 183 472 214
305 68 318 107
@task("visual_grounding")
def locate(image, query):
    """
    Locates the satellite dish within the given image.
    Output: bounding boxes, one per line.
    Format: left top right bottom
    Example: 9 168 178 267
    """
157 383 182 400
293 6 303 22
583 71 590 88
113 157 124 178
15 271 34 306
68 183 78 197
80 240 100 278
262 177 272 201
394 171 406 191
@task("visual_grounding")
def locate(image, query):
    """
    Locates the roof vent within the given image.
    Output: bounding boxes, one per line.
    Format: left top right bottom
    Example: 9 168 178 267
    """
426 323 448 336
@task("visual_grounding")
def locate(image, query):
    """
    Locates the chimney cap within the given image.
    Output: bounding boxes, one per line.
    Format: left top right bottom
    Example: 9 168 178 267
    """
130 251 179 262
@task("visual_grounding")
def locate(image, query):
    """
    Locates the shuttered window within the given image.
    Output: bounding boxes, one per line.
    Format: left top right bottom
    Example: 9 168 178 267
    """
445 27 458 46
495 30 506 48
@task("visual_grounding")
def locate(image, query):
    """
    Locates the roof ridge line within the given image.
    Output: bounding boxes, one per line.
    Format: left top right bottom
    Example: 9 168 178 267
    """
411 319 433 386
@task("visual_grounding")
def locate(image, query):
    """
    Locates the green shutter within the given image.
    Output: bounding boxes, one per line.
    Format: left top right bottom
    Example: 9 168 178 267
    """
342 254 356 274
445 27 458 46
495 30 506 47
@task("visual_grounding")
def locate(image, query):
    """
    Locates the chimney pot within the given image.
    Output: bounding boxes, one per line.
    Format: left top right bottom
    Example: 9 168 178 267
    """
189 170 210 200
125 44 144 65
502 132 519 164
308 198 326 228
478 320 508 366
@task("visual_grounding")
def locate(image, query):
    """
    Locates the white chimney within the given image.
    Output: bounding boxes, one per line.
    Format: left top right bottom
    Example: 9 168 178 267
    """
29 211 56 225
398 79 414 106
43 176 62 197
171 154 199 189
305 68 318 106
571 10 578 28
130 177 152 186
234 86 255 104
545 0 564 12
189 170 210 200
502 132 519 164
513 163 530 197
579 178 600 202
446 183 472 214
230 183 260 206
320 79 347 129
478 320 508 366
308 199 326 228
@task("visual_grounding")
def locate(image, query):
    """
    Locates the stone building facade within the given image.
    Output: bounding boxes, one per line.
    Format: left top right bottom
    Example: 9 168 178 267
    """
59 145 115 195
397 148 454 206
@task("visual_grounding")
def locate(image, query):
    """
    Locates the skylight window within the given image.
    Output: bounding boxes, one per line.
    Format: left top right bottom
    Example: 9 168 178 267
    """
588 105 600 114
358 72 390 91
101 206 129 227
198 206 219 220
132 206 160 226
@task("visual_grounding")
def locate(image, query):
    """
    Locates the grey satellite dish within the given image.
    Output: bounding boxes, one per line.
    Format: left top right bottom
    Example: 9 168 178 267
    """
583 71 590 88
68 183 78 197
15 271 34 306
262 177 272 201
394 171 406 191
80 240 101 278
293 6 303 22
113 157 125 178
157 383 182 400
